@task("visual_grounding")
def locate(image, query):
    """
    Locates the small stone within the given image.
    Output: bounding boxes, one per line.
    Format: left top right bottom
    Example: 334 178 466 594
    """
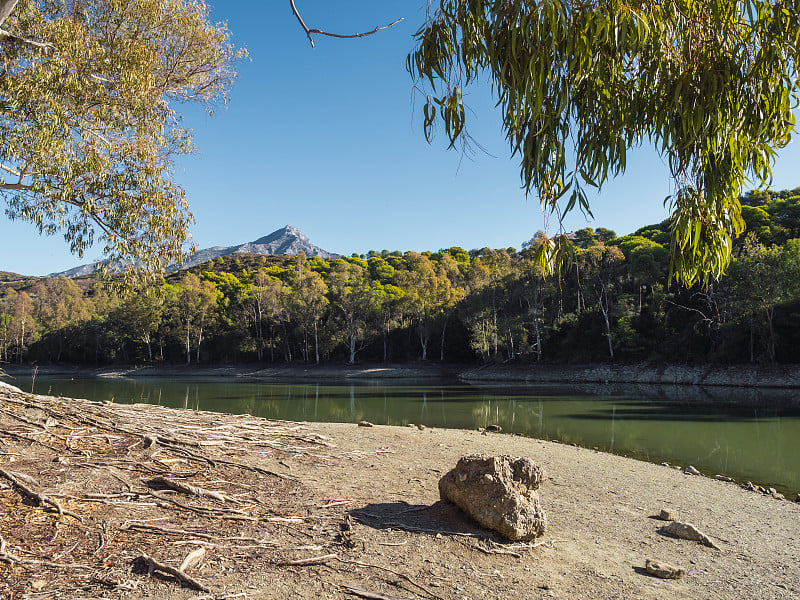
715 474 733 482
485 424 502 432
407 423 415 428
357 421 373 428
30 580 48 591
684 465 701 476
662 521 718 549
768 487 778 495
772 492 786 501
795 493 800 503
416 424 426 431
661 462 670 467
659 509 679 521
645 558 685 580
673 465 682 470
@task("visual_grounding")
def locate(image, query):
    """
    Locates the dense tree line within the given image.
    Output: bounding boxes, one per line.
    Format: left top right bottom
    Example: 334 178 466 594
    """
3 188 800 367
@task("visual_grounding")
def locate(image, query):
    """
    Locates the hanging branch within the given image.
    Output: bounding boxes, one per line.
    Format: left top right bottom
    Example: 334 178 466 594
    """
289 0 402 48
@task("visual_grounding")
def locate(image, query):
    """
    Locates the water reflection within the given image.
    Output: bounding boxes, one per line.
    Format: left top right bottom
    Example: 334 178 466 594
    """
5 375 799 495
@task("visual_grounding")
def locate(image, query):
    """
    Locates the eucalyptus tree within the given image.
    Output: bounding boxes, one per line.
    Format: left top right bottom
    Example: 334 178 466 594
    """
0 0 242 272
246 271 287 362
289 257 329 364
397 252 460 361
31 276 89 361
728 236 800 363
576 242 626 359
409 0 800 285
327 259 378 364
163 273 220 364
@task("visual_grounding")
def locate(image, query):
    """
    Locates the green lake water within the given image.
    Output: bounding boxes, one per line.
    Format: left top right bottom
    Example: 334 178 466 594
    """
6 376 800 496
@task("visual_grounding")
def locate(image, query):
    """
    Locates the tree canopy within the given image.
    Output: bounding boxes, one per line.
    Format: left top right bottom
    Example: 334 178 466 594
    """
0 0 242 272
408 0 800 285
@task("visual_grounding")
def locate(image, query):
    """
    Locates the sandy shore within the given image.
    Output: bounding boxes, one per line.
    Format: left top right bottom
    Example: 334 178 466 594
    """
1 384 798 599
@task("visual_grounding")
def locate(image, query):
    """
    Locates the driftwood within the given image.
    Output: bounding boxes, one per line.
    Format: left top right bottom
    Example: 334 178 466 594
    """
178 546 206 572
0 388 347 596
135 553 210 592
0 534 89 570
280 553 338 566
147 476 231 502
342 585 415 600
0 467 77 518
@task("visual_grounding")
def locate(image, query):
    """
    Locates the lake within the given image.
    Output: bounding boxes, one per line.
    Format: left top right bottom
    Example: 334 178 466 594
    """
6 375 800 496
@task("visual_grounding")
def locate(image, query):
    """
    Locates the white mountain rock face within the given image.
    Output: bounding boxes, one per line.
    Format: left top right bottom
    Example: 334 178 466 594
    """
50 225 339 277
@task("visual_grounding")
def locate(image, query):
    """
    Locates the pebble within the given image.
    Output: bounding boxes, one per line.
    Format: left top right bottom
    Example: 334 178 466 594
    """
684 465 701 475
645 558 686 580
357 421 373 428
659 509 679 521
715 474 733 482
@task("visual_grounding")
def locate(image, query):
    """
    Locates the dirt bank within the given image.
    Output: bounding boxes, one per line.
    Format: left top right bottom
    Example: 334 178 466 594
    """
5 361 800 388
1 363 459 381
1 385 797 599
461 363 800 388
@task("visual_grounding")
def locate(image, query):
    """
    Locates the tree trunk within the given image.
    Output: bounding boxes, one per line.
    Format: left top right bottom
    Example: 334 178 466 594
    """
0 0 19 27
440 316 448 362
527 297 542 361
349 334 357 364
766 306 776 363
196 308 206 364
185 317 191 365
314 319 320 365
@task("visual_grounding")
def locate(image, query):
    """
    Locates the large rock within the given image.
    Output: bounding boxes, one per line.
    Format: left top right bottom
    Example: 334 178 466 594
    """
438 455 546 541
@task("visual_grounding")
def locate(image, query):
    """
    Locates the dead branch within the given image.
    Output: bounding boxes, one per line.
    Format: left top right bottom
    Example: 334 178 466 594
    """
135 553 210 592
147 476 231 503
342 585 415 600
289 0 403 48
0 534 89 569
280 553 338 566
122 523 219 540
179 546 206 572
147 489 257 521
335 558 447 600
0 467 81 519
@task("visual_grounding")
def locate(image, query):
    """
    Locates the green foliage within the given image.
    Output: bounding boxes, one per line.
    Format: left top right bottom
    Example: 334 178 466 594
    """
0 0 243 273
7 187 800 366
409 0 800 285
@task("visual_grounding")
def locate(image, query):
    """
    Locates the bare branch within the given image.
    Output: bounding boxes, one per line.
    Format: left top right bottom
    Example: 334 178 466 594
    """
0 28 54 51
289 0 402 49
0 163 22 178
0 0 18 27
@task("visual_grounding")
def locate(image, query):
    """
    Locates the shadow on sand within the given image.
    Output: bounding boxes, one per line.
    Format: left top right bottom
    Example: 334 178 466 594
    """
349 500 501 541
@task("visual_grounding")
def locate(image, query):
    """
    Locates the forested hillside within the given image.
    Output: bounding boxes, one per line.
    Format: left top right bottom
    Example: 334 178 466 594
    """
2 189 800 367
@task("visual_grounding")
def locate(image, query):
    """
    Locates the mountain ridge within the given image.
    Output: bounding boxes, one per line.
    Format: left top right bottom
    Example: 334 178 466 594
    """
49 225 339 278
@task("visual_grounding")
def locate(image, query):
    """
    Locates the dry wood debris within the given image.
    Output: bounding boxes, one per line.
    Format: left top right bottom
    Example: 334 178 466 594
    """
0 387 345 597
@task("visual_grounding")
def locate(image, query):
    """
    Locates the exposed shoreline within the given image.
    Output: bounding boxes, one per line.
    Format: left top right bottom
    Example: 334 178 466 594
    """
3 361 800 388
0 383 798 599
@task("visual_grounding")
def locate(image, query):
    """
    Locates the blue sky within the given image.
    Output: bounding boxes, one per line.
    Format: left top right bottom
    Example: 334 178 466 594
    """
2 1 800 276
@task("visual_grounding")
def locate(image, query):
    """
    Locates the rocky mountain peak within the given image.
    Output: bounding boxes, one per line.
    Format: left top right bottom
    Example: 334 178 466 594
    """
48 225 339 277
